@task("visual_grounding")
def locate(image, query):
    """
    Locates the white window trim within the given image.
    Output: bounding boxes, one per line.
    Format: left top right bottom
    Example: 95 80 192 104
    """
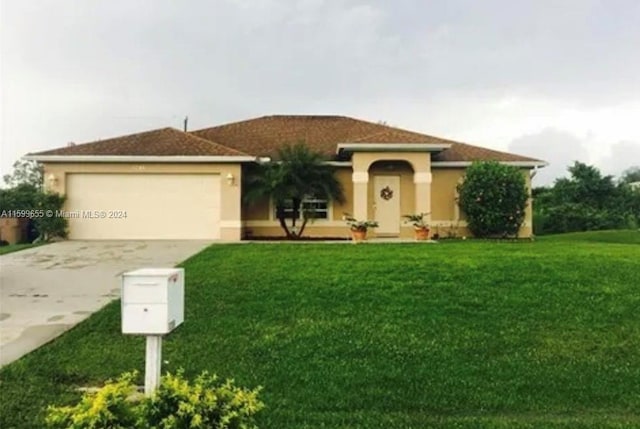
269 197 333 222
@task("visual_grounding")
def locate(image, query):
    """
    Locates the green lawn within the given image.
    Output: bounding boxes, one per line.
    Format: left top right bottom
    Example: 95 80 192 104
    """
1 231 639 428
536 229 640 244
0 242 40 256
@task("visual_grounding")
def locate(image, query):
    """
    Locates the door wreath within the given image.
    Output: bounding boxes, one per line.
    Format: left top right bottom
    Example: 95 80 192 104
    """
380 186 394 200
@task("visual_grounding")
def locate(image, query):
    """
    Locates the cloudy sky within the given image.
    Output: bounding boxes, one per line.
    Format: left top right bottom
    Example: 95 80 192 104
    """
2 0 639 185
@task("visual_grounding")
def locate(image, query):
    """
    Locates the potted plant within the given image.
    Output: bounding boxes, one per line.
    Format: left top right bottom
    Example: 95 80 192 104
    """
403 213 431 240
343 214 379 242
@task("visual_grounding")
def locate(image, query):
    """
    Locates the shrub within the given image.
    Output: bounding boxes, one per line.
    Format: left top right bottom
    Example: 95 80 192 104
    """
34 192 67 240
144 371 263 429
45 372 140 429
0 185 67 241
532 162 640 235
0 183 41 211
45 371 264 429
457 161 528 238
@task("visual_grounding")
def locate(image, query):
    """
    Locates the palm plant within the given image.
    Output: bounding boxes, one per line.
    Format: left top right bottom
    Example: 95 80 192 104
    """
243 143 345 239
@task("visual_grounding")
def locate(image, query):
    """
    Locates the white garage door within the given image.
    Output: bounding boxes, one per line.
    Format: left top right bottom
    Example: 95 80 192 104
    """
66 173 221 240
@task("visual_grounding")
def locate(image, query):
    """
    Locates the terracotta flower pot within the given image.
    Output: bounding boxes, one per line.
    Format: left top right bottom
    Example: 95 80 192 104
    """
351 229 367 242
414 227 430 241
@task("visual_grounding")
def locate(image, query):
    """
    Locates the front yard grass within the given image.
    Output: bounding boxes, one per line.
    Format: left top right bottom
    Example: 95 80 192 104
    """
1 231 639 428
0 242 40 256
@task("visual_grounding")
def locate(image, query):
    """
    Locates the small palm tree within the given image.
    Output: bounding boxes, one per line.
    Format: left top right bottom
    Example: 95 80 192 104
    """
243 143 345 239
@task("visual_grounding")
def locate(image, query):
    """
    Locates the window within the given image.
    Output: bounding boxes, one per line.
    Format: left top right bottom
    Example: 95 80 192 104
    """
274 197 329 220
302 198 329 219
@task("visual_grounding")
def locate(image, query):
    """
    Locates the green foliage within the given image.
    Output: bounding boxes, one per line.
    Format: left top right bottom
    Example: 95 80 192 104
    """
0 160 67 240
3 159 43 188
0 183 41 211
144 371 263 429
402 212 430 228
0 242 41 255
45 371 263 429
0 185 67 241
45 372 140 429
619 166 640 184
457 161 528 237
343 214 378 231
534 162 640 235
34 192 68 240
243 143 345 239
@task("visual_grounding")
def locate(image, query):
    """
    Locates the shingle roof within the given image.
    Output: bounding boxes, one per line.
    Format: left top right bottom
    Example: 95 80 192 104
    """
30 127 250 157
31 116 543 163
192 115 542 163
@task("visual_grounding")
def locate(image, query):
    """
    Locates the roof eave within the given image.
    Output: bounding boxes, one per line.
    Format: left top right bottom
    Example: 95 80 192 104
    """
24 155 258 163
336 143 452 155
432 161 548 168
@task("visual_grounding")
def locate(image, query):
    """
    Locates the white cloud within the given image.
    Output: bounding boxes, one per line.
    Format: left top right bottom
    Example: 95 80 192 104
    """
1 0 639 180
597 141 640 177
508 128 591 186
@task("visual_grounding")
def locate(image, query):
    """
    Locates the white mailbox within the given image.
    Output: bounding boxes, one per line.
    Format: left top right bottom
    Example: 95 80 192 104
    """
121 268 184 335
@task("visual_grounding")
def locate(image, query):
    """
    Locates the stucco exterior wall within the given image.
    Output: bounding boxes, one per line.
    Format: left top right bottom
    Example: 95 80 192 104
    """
244 163 534 239
352 152 431 174
0 218 30 244
242 167 354 238
42 162 243 240
45 160 535 240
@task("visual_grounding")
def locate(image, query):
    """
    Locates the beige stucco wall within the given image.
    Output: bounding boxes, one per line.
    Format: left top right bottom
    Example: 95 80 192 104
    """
352 152 431 173
42 162 243 240
334 169 354 218
239 161 534 239
242 167 355 238
243 197 270 221
0 218 30 244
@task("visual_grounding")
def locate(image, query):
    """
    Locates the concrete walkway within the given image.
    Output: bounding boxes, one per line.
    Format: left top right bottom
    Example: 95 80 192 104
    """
0 240 211 366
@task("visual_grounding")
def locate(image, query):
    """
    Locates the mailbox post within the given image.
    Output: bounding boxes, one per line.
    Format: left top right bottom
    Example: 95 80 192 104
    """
121 268 184 395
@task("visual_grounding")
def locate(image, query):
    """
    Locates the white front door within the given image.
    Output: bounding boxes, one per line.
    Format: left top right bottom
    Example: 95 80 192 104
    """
374 175 401 235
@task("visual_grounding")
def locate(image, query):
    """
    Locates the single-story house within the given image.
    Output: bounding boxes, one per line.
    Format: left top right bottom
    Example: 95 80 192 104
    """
26 115 546 240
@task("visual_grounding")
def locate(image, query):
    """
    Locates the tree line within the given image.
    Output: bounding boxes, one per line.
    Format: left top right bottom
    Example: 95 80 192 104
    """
533 163 640 235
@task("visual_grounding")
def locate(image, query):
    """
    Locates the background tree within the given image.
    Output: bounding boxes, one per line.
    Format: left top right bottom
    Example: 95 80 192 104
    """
457 161 529 238
3 159 43 189
533 162 639 234
243 143 345 239
0 159 67 241
619 166 640 184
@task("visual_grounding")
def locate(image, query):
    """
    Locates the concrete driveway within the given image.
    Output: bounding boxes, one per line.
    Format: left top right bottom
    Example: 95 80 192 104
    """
0 240 211 366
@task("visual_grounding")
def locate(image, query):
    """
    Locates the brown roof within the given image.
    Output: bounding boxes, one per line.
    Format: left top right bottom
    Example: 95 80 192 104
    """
31 116 542 163
30 127 250 157
192 115 542 163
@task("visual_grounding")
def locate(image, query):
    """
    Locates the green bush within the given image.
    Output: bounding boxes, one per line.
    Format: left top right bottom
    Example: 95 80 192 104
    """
45 372 140 429
45 371 264 429
0 184 41 211
457 161 528 238
532 163 640 235
34 192 67 240
0 185 67 241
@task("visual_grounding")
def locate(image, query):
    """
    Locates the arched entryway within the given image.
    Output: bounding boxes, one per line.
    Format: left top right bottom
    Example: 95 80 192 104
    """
350 151 432 238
